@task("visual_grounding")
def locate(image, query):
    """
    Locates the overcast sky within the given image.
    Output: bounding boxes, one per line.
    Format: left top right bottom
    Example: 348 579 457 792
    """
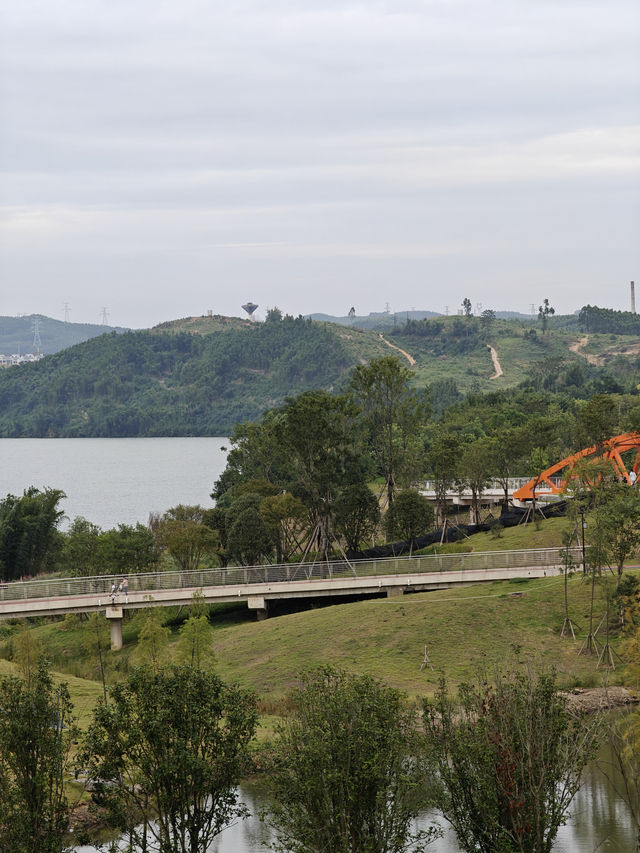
1 0 639 328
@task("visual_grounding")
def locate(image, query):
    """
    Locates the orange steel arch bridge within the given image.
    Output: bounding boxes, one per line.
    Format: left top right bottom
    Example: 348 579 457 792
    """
513 432 640 502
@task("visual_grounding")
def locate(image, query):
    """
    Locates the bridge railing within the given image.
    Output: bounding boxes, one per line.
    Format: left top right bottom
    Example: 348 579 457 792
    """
0 547 583 603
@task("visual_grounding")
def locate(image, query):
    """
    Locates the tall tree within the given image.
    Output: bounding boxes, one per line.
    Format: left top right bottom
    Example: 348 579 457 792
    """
276 391 367 562
459 438 493 524
575 393 618 450
349 356 429 507
423 664 599 853
333 484 380 554
537 298 555 333
134 608 171 669
487 428 528 506
594 483 640 584
259 492 308 563
0 487 65 581
0 660 79 853
82 665 257 853
384 490 433 554
155 504 219 572
225 492 275 565
425 428 460 527
266 666 438 853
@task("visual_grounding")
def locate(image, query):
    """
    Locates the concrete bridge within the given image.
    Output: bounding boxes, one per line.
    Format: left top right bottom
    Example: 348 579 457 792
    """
0 548 581 650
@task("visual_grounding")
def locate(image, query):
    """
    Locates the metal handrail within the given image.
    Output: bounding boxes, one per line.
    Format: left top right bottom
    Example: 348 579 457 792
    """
0 548 582 603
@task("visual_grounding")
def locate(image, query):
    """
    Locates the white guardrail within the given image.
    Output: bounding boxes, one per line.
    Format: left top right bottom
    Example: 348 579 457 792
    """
0 548 583 603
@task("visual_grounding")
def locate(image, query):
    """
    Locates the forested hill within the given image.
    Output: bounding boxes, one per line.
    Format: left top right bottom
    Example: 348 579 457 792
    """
1 308 640 437
0 314 388 437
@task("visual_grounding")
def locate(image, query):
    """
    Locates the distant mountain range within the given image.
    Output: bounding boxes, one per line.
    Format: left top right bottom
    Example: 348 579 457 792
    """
0 315 129 356
307 309 535 328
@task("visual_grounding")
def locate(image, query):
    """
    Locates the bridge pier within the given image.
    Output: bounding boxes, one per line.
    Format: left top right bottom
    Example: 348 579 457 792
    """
247 596 269 621
105 606 123 650
386 587 405 598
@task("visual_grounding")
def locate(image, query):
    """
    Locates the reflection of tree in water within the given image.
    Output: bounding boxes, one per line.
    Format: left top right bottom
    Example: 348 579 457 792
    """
76 766 636 852
555 739 636 853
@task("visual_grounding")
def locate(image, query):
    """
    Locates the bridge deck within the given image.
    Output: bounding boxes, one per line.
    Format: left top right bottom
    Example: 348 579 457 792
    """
0 547 580 620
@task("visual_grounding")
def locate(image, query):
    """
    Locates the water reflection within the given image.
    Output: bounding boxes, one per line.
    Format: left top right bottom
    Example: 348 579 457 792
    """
74 759 637 853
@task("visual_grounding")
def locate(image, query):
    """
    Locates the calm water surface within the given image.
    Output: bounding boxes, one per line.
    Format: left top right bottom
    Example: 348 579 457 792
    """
74 754 638 853
0 437 229 529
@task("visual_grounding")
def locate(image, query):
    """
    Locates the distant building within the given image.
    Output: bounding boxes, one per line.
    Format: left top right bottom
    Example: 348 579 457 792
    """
0 352 44 367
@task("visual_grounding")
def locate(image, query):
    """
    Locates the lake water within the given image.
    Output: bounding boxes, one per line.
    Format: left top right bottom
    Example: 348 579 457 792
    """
0 437 229 529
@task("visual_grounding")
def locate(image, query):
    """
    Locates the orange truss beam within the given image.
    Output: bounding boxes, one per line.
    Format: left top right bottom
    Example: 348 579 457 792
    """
513 432 640 501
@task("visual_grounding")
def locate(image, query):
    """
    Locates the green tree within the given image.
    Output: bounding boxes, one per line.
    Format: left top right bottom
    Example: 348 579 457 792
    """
349 356 429 507
60 516 103 576
425 428 459 527
0 487 66 582
333 484 380 554
459 438 493 524
225 493 275 565
575 393 618 450
384 490 433 554
487 428 528 506
0 660 79 853
594 483 640 584
480 308 496 330
81 612 111 700
134 607 171 669
537 298 555 333
11 624 44 683
259 492 308 563
462 298 473 318
265 666 438 853
423 664 599 853
176 591 215 670
275 391 367 562
97 522 157 575
82 665 257 853
155 504 219 572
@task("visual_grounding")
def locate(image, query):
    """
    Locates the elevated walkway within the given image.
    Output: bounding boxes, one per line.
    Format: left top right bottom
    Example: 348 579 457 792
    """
0 548 581 649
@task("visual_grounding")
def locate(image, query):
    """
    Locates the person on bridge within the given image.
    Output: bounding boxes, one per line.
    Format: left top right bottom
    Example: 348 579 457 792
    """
110 582 117 604
121 577 129 603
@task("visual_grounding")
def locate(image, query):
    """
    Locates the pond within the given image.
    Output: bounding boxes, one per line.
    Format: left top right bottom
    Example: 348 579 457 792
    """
73 743 638 852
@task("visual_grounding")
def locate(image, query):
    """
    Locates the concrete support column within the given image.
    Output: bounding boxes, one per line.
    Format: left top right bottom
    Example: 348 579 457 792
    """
247 596 269 621
386 587 405 598
105 606 123 650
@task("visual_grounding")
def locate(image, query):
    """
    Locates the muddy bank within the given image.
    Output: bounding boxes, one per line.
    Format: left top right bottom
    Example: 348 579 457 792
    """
562 686 638 713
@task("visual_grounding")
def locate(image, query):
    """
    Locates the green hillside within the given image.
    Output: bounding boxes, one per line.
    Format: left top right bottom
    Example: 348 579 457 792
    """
0 315 369 436
0 309 638 437
0 314 127 355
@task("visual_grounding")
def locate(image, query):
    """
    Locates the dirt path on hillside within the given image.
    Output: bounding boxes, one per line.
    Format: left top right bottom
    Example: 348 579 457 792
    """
378 334 416 366
570 335 603 366
489 345 503 379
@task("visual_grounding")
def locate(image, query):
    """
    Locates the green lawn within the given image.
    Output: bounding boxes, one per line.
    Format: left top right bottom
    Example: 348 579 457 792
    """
0 510 634 719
